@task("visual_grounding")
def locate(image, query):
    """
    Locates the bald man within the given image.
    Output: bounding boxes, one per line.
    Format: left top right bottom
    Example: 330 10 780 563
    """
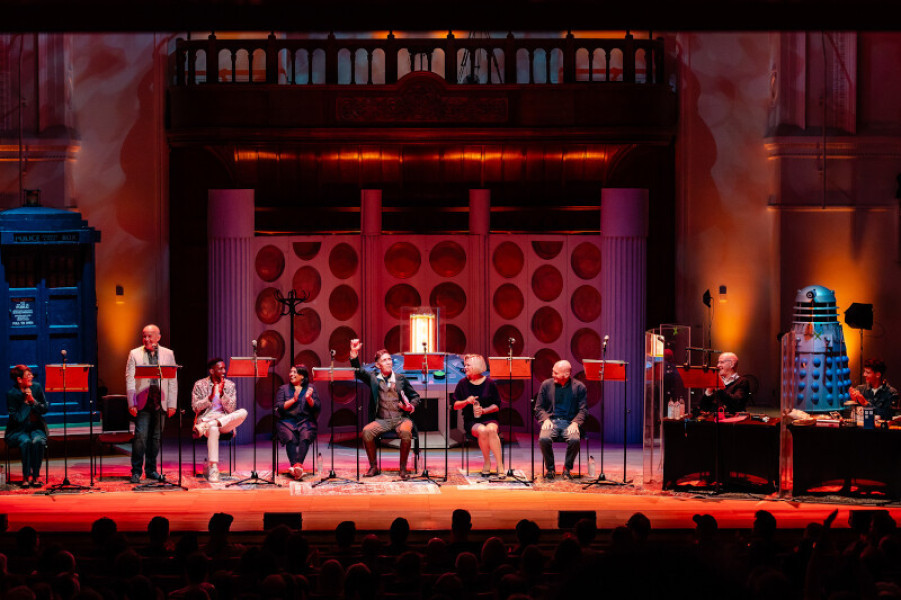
126 324 178 484
535 360 588 481
702 351 750 413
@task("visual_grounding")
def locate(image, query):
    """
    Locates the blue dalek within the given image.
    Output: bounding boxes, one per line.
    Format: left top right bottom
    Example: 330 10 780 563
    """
784 285 853 413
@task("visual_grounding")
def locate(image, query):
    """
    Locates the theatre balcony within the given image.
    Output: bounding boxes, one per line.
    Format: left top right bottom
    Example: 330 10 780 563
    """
168 32 676 142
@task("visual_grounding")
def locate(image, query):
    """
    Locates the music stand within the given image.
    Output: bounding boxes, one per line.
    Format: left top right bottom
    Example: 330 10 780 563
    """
311 365 360 486
404 351 446 484
488 355 532 485
44 360 94 494
582 359 629 487
677 364 724 492
227 355 278 487
133 363 186 491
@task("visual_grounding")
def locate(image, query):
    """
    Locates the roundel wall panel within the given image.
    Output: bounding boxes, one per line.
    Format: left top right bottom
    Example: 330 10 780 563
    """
371 236 476 359
489 235 603 432
253 236 362 431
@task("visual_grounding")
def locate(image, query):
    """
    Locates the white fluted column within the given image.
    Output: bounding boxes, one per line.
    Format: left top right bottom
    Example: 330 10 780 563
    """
208 189 254 445
600 188 648 444
469 189 490 356
361 190 382 353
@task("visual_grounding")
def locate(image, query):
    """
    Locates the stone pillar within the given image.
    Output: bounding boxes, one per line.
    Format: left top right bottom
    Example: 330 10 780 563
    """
208 189 254 444
469 189 490 356
360 190 382 354
600 188 649 444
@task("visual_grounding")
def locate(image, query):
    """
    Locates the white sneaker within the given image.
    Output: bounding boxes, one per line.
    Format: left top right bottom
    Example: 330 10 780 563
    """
207 462 220 483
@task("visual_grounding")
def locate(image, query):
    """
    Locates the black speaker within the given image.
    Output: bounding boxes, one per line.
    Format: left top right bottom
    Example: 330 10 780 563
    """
557 510 596 529
263 512 302 530
0 513 7 533
845 303 874 330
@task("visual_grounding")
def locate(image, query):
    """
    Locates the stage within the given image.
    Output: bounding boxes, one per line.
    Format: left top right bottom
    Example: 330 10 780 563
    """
3 437 899 535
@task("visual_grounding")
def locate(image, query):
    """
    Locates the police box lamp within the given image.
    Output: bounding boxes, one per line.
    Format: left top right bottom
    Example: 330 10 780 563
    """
844 303 873 331
24 189 41 206
115 285 125 305
402 306 439 353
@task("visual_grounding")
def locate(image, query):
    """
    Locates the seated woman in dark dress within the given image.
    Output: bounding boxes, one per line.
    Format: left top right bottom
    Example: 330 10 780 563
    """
5 365 49 488
275 364 320 480
453 354 502 476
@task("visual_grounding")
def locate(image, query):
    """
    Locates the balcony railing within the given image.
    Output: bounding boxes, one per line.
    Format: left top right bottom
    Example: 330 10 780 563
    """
173 32 666 87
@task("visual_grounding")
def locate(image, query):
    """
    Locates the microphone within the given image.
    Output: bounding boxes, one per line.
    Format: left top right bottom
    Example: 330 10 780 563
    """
61 349 67 358
330 349 336 358
508 337 515 346
251 339 258 349
602 335 609 352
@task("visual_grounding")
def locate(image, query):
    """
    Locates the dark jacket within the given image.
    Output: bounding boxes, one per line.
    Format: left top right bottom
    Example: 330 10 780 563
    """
5 382 49 440
534 378 588 426
350 356 420 420
276 382 321 431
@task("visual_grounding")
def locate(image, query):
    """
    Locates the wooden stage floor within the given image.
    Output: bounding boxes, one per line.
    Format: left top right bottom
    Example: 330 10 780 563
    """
2 437 899 534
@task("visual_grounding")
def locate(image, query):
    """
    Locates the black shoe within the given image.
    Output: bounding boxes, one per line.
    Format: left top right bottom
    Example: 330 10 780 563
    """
364 466 380 477
31 478 43 488
545 471 556 481
130 473 142 484
147 471 162 481
562 469 574 481
19 479 32 488
398 469 409 481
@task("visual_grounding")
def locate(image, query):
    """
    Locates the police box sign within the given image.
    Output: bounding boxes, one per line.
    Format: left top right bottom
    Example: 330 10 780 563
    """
10 297 36 328
12 232 79 243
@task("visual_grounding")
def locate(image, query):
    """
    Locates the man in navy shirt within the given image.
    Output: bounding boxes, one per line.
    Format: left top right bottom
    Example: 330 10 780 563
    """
535 360 588 481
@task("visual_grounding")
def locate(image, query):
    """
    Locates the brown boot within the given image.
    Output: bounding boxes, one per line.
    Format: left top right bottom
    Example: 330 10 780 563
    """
398 438 412 480
363 438 379 477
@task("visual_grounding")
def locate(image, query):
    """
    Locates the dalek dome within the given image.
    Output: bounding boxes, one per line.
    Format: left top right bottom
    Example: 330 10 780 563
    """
794 285 839 324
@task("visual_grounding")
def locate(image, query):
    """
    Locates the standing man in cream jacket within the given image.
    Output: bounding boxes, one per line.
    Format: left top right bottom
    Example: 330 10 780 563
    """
126 324 178 484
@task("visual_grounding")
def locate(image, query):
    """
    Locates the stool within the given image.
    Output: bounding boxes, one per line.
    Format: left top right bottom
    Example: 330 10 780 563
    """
192 431 236 477
4 439 50 486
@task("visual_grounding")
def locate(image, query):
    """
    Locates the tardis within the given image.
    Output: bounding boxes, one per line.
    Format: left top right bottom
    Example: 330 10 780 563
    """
0 205 100 427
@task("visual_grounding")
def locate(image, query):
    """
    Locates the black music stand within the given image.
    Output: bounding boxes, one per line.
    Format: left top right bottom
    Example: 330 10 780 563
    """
311 365 360 486
227 355 279 487
403 351 447 484
677 363 724 493
133 363 186 491
582 359 628 487
44 360 94 494
487 355 532 485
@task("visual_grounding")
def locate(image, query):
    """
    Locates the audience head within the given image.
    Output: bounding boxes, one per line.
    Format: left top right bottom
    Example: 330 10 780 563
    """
335 520 356 549
455 552 479 584
147 516 170 545
389 517 410 546
451 509 472 537
574 517 598 546
344 563 376 600
208 512 234 536
90 517 117 547
693 514 718 542
514 519 540 549
626 512 651 543
480 537 508 573
16 526 39 555
753 510 777 540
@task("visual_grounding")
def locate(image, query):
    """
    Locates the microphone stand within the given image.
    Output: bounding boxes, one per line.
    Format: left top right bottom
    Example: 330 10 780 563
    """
409 343 441 484
502 340 528 485
584 338 625 488
46 351 93 494
313 352 358 487
230 341 279 487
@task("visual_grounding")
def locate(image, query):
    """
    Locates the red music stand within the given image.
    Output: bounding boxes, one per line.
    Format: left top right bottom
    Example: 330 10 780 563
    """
581 359 630 487
675 366 720 389
488 356 533 484
582 359 627 382
227 356 277 487
402 353 446 372
312 367 360 485
44 362 93 492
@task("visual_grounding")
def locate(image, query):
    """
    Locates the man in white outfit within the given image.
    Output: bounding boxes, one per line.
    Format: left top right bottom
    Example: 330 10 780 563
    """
126 324 178 484
191 358 248 482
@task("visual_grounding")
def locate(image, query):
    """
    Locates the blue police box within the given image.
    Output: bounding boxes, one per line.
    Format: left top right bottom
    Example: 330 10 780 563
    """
0 205 100 428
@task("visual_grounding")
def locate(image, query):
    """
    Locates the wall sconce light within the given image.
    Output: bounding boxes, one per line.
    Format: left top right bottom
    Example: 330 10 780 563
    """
718 285 728 304
115 285 125 304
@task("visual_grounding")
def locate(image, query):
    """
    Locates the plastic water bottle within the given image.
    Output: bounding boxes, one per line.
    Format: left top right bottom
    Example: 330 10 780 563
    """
678 399 686 419
317 452 323 475
667 400 675 419
588 456 596 478
0 465 5 486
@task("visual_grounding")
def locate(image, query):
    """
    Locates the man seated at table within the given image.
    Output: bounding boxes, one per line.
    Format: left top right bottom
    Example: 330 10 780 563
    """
701 351 751 413
849 358 899 420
